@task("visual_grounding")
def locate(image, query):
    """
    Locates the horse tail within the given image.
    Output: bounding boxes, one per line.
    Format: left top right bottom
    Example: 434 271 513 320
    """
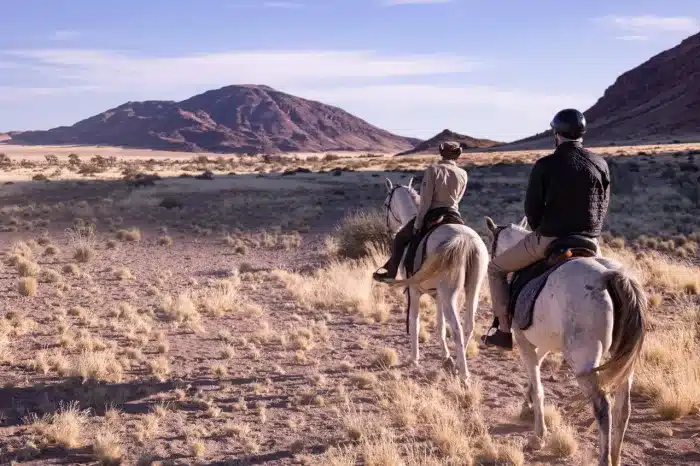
590 269 647 393
385 233 475 288
462 237 489 316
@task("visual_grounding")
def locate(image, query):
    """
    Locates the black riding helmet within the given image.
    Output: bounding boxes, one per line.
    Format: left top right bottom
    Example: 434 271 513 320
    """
550 108 586 140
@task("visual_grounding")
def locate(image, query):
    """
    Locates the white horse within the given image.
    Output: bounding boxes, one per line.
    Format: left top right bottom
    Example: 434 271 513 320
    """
379 178 490 382
484 216 647 466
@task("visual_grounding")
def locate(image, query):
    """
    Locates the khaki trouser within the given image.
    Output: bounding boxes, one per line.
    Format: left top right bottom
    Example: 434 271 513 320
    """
487 232 556 331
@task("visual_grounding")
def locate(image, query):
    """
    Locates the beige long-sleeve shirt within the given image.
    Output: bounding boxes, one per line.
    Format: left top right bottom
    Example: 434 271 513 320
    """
415 160 468 231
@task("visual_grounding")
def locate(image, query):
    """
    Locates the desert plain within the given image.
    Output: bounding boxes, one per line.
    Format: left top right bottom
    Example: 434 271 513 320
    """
0 142 698 465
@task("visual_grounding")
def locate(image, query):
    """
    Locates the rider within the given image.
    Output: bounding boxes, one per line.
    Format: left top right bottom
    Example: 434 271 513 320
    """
482 108 611 349
373 141 468 282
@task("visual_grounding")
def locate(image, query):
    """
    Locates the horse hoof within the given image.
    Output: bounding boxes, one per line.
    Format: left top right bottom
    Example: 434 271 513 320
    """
442 357 456 373
527 435 545 451
519 405 535 421
408 358 420 368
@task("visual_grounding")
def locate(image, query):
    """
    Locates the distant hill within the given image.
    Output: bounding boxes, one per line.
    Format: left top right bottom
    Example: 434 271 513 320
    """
8 85 421 154
396 129 502 156
497 30 700 150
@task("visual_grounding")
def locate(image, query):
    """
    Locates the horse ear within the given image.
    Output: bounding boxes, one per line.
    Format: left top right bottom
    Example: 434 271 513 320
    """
519 216 529 229
484 216 497 233
407 177 414 189
385 178 393 191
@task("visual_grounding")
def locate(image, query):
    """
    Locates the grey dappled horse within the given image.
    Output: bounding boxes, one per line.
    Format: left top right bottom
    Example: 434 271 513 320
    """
485 216 647 466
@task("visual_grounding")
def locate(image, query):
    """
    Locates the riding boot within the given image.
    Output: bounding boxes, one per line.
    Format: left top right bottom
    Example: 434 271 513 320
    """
373 219 415 282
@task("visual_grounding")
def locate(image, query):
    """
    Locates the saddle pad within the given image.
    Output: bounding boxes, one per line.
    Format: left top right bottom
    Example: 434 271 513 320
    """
512 256 611 331
512 261 566 330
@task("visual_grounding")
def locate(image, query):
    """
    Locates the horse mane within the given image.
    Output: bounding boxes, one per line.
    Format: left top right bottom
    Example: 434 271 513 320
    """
511 223 531 234
402 185 420 206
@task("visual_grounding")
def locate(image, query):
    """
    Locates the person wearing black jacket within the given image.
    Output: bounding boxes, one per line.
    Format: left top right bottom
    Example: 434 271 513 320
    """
482 109 611 350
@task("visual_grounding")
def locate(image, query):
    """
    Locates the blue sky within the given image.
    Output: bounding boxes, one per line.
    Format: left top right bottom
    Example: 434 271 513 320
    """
1 0 698 142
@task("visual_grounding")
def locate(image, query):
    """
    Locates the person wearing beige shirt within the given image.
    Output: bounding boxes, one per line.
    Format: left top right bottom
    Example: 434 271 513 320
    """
374 142 468 282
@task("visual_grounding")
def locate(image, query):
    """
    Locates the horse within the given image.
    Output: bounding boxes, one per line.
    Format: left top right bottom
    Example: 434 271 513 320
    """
483 216 647 466
378 178 490 382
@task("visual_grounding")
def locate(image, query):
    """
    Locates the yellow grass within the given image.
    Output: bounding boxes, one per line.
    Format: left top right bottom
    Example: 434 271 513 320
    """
273 243 391 317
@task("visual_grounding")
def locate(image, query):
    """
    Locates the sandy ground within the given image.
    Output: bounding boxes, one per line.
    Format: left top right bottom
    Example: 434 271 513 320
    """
0 146 698 465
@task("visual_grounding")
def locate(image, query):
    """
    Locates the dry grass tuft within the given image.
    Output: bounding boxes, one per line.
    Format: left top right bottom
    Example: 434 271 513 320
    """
114 267 134 280
42 268 62 283
16 257 39 277
274 242 391 318
161 293 203 332
71 349 124 383
158 235 173 246
93 428 123 465
374 347 399 369
67 224 97 263
350 372 379 389
18 277 38 296
30 401 89 449
63 263 80 276
116 228 141 242
333 209 390 259
149 356 170 382
546 423 579 457
197 278 240 316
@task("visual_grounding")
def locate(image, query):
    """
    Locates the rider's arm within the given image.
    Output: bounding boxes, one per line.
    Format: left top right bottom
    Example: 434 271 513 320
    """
415 166 434 231
524 158 546 231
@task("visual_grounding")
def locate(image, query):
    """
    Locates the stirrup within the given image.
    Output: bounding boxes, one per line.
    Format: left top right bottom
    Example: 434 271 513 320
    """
481 327 514 350
372 267 395 282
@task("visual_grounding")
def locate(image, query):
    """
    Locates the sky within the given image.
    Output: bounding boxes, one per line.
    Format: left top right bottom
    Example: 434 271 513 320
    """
0 0 698 142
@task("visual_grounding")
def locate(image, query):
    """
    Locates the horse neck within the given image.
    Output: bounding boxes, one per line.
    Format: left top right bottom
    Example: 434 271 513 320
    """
393 190 418 224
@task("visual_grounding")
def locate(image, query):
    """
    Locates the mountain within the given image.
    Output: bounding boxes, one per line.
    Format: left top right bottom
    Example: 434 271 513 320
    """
498 31 700 150
7 85 421 154
396 129 503 155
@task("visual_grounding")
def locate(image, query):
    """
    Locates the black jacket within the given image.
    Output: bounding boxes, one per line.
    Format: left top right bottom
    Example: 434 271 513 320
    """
524 141 610 238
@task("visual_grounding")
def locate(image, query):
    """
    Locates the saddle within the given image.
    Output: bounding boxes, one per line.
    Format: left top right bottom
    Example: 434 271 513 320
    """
506 234 599 331
404 207 464 279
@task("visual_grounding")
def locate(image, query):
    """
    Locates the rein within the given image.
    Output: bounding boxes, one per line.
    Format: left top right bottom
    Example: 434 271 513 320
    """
384 185 404 232
490 225 507 258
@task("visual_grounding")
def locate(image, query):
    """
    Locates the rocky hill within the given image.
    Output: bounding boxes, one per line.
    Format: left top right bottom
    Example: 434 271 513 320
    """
396 129 502 155
499 31 700 150
7 85 421 154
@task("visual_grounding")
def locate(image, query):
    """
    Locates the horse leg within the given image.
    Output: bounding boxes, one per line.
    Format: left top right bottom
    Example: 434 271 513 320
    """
573 366 611 466
461 262 481 365
438 280 467 381
520 381 534 419
435 297 450 361
611 373 632 466
520 349 550 420
408 285 422 366
515 330 547 449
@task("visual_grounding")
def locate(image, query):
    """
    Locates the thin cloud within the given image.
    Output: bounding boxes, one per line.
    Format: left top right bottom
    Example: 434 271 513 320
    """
293 84 594 141
263 1 303 8
50 30 81 41
0 85 98 101
1 48 483 96
596 14 699 34
616 35 649 41
382 0 451 5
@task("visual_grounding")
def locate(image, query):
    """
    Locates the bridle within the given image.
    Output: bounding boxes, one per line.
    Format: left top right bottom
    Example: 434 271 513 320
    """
490 225 507 258
384 185 403 232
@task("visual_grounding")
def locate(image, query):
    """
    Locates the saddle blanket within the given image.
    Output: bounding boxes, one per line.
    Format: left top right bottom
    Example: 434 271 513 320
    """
512 256 612 331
